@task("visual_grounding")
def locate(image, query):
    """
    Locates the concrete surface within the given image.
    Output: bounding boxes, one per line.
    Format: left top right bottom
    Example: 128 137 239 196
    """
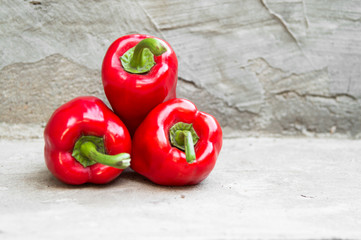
1 137 361 239
1 0 361 137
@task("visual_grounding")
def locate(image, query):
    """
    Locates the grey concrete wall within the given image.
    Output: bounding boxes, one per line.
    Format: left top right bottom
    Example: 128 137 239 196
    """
1 0 361 137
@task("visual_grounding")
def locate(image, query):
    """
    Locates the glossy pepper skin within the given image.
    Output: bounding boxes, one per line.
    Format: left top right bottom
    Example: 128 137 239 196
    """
44 96 131 185
102 34 178 136
131 98 223 186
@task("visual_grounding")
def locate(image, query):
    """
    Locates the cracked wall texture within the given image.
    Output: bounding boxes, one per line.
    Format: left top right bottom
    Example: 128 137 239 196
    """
1 0 361 137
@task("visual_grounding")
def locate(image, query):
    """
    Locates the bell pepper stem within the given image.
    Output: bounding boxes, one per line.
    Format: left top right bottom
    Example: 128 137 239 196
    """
130 38 167 68
121 38 167 74
183 131 196 163
170 122 199 164
79 141 130 169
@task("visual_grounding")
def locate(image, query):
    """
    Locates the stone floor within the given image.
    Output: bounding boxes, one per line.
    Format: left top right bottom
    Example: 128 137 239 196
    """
1 137 360 239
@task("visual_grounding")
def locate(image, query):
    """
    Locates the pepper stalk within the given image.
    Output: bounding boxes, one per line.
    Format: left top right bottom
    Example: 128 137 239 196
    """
169 122 199 163
72 136 130 169
121 38 167 74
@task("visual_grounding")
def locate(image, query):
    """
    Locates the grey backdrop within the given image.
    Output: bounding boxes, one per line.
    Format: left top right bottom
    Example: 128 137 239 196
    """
1 0 360 137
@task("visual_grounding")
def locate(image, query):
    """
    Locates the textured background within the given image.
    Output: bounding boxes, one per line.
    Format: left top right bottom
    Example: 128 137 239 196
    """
1 0 361 137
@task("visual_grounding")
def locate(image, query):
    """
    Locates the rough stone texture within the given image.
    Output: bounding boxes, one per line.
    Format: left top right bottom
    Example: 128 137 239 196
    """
0 54 107 123
1 0 361 137
1 137 361 239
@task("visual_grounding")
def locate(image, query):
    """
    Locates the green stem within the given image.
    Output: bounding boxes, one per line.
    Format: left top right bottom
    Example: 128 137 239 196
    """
121 38 167 74
169 122 199 163
182 131 196 163
79 142 130 169
72 136 130 169
130 38 166 68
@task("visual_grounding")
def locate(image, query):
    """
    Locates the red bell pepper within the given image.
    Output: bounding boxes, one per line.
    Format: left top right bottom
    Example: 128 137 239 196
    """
44 96 131 185
131 98 223 186
102 34 178 136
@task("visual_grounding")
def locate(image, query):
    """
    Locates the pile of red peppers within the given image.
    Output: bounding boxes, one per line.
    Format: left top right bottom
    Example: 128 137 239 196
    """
44 34 223 186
